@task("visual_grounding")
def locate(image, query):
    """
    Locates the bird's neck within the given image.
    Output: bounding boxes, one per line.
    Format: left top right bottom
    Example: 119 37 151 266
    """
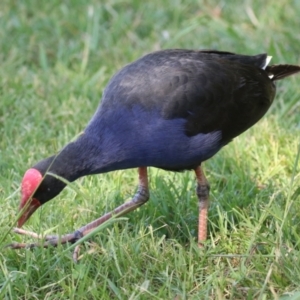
35 129 138 182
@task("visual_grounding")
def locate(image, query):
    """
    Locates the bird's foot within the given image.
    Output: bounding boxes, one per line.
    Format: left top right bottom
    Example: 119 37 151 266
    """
7 228 84 261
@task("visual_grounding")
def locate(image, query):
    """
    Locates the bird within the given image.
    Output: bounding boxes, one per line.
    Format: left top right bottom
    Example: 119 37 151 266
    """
9 49 300 260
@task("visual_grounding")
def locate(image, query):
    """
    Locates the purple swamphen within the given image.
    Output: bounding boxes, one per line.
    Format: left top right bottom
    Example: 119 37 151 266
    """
9 49 300 260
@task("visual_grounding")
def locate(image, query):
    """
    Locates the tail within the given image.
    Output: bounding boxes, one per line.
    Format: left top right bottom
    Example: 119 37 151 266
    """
266 64 300 81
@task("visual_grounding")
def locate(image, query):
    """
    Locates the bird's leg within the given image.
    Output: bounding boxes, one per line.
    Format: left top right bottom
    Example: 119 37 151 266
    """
75 166 149 236
194 166 210 246
9 167 150 257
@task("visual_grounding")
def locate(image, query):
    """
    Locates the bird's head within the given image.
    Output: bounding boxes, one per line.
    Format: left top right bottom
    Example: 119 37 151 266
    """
18 166 66 227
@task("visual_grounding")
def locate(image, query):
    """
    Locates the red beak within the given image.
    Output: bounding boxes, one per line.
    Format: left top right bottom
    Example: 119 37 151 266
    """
18 198 41 227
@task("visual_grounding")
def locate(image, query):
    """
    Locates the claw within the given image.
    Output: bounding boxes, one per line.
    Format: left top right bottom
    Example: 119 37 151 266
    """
13 228 58 241
73 244 81 262
5 242 38 249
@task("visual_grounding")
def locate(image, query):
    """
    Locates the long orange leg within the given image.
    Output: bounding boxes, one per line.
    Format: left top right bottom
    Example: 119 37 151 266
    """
9 167 149 261
194 166 210 246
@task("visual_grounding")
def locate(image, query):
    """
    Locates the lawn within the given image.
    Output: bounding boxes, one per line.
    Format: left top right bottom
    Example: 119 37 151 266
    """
1 0 300 299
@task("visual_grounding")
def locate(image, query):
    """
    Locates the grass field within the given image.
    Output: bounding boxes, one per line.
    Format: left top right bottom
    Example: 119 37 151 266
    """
1 0 300 299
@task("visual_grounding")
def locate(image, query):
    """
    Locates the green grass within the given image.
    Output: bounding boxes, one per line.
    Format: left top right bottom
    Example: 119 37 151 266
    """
1 0 300 298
